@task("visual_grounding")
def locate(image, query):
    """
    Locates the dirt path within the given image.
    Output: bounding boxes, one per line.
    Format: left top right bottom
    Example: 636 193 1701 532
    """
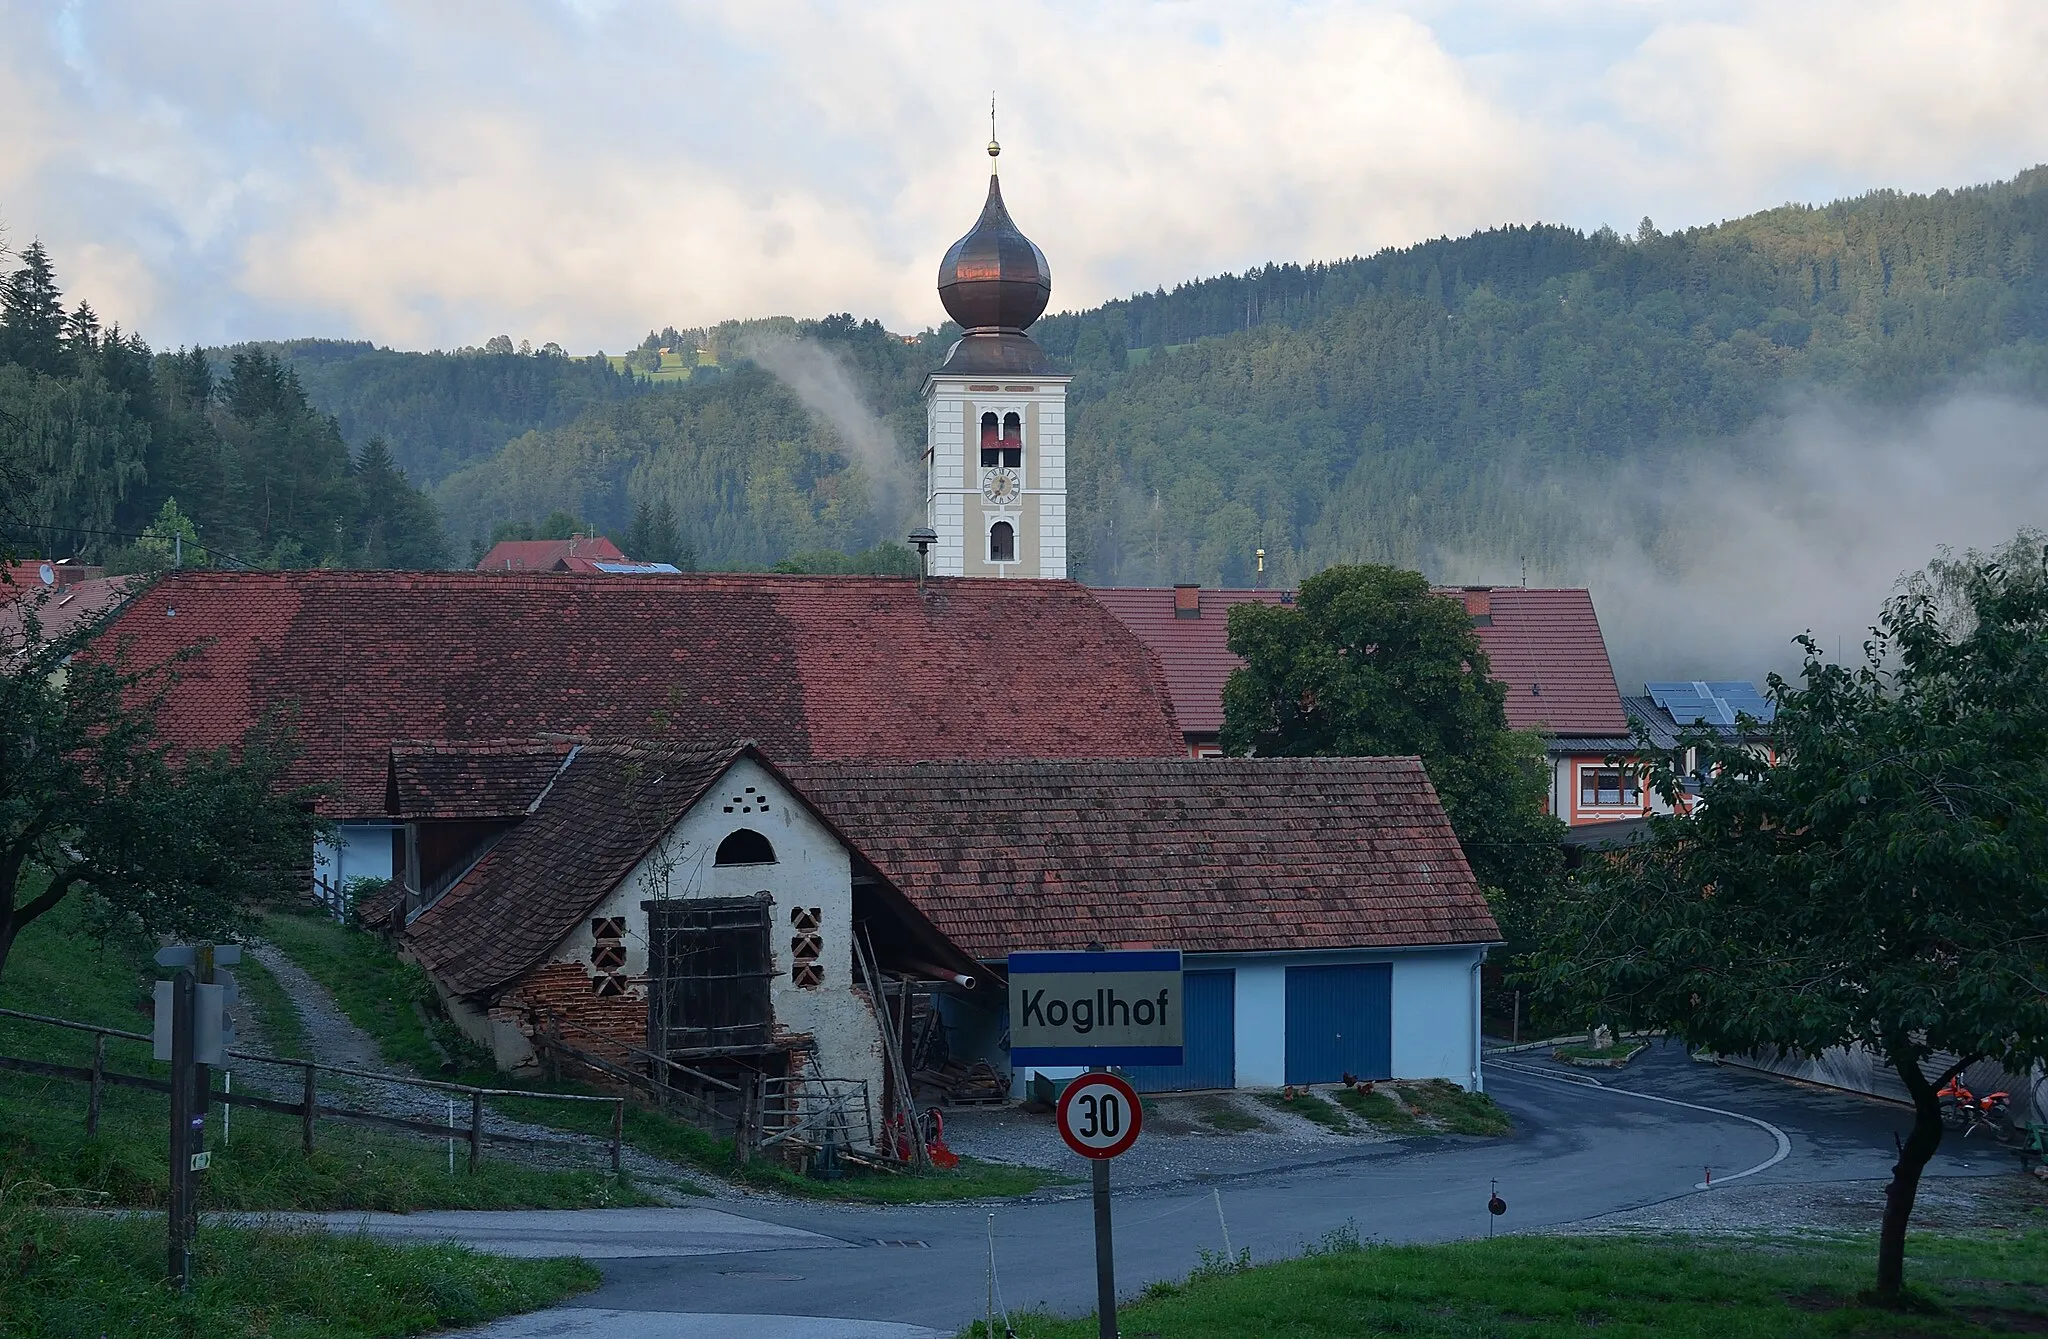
240 940 715 1202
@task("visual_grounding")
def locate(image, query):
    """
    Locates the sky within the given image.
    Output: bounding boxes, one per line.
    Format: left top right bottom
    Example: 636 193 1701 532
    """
4 1 2047 353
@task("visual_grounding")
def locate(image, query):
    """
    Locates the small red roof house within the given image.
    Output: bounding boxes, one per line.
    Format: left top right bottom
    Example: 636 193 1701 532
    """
390 740 1498 1115
475 535 638 573
1091 583 1643 827
785 756 1500 1095
91 570 1186 904
3 575 139 650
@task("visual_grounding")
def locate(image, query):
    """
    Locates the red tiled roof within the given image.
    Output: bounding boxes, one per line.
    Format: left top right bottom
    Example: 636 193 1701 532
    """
95 571 1184 815
1085 588 1286 734
780 757 1499 960
386 739 576 819
407 742 742 996
3 576 142 648
475 536 626 572
1459 588 1627 734
1089 584 1627 738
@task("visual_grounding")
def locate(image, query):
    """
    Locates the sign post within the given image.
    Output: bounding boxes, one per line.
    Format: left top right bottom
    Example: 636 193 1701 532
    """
153 943 239 1291
1011 950 1182 1339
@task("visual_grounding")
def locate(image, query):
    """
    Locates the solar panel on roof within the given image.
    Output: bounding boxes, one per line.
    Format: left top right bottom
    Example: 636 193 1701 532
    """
1645 679 1772 727
1705 681 1775 723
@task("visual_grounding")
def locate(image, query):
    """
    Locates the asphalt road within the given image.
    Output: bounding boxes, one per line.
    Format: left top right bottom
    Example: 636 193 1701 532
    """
326 1044 2007 1338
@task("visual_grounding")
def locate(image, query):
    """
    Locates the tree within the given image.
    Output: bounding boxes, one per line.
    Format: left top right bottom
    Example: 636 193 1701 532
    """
352 437 448 569
623 496 683 566
137 496 205 568
1220 565 1563 911
0 601 328 983
1527 540 2048 1299
0 241 68 378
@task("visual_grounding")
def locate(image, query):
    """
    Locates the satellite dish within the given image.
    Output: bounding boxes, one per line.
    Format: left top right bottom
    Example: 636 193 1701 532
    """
38 563 55 586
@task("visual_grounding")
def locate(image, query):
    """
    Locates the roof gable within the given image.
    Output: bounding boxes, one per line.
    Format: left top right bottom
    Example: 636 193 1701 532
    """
475 537 626 571
98 571 1185 814
780 757 1500 959
405 741 746 996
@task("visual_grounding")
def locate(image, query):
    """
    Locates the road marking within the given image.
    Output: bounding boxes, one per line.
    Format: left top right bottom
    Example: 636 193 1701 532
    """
1489 1059 1793 1189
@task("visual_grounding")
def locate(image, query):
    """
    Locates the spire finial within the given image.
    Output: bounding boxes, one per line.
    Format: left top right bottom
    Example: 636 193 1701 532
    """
987 94 1000 170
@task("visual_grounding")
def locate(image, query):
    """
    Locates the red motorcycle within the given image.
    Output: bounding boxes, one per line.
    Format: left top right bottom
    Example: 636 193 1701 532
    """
1938 1078 2016 1143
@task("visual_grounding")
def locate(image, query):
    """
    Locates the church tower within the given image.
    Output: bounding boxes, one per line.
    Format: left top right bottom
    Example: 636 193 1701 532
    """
923 134 1069 578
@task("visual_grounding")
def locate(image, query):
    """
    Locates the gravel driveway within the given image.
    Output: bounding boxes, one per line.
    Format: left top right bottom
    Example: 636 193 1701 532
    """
238 940 713 1200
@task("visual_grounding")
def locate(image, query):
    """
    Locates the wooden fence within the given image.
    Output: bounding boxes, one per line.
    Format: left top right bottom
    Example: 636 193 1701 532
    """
0 1006 624 1174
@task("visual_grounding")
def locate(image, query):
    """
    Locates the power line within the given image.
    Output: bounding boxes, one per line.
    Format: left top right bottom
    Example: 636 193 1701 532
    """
0 519 257 570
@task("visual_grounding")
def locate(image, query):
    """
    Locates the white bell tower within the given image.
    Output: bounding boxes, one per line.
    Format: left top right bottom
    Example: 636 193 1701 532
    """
923 135 1068 579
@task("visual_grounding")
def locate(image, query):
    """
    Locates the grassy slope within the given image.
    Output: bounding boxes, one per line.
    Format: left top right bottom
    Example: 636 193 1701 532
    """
972 1229 2048 1338
0 900 647 1211
0 1208 597 1339
262 909 1056 1203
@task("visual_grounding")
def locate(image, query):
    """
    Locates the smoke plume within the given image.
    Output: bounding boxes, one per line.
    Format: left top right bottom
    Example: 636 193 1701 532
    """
734 333 916 535
1493 391 2048 690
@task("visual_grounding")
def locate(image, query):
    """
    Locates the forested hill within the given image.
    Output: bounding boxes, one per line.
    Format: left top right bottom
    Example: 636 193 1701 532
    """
0 245 444 570
5 166 2045 579
231 338 644 487
1053 167 2048 584
420 166 2048 583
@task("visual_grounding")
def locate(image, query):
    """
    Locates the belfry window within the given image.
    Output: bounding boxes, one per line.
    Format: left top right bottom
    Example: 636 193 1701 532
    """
989 521 1016 563
980 411 1022 468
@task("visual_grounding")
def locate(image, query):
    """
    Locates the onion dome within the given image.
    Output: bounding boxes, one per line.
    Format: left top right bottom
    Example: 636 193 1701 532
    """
933 141 1055 375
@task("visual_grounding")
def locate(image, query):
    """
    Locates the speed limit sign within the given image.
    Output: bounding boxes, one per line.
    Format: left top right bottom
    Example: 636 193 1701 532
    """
1057 1072 1143 1160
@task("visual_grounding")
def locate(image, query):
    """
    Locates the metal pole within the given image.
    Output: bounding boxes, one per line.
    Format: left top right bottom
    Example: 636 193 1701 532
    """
167 969 196 1291
87 1032 104 1136
468 1090 484 1174
610 1098 624 1174
1093 1158 1116 1339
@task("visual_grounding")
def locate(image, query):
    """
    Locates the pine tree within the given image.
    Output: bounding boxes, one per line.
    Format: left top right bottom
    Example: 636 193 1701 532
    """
0 242 69 378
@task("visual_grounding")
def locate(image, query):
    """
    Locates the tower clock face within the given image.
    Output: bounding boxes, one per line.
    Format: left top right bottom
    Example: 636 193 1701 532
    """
981 467 1021 506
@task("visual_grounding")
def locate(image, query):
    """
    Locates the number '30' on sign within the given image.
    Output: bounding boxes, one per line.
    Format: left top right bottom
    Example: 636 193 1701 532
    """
1057 1073 1144 1159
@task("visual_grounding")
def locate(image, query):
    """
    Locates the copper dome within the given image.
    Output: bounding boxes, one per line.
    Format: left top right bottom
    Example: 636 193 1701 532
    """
937 174 1052 333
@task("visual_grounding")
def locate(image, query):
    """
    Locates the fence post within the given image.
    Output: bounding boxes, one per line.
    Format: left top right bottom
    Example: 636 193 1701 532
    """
610 1098 624 1174
87 1032 105 1136
301 1064 317 1156
468 1090 484 1174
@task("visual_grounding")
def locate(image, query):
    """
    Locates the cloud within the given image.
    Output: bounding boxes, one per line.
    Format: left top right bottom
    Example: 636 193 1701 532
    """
2 1 2045 349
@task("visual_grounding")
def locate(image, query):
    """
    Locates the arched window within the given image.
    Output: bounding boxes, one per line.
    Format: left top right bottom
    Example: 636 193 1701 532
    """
980 412 1000 466
714 828 777 865
998 413 1022 468
989 521 1016 563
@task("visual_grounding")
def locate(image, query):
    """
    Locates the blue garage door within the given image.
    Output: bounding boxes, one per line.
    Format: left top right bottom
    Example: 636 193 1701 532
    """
1124 970 1235 1092
1284 963 1391 1085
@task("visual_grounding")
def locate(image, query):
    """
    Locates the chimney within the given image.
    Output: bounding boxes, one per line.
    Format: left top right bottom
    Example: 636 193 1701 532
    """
1461 587 1492 627
1173 583 1201 619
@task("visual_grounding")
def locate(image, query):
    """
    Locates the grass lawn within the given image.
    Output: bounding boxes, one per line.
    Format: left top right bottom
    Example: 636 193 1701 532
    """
966 1228 2048 1338
262 910 1058 1204
1331 1086 1423 1134
0 901 651 1212
1400 1080 1514 1136
0 1201 597 1339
